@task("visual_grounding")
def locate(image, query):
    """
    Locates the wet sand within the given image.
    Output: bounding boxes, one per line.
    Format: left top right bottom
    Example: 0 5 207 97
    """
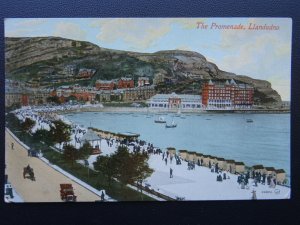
5 129 101 202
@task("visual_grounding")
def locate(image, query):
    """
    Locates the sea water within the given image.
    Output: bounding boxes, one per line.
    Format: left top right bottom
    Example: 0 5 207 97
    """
64 112 290 180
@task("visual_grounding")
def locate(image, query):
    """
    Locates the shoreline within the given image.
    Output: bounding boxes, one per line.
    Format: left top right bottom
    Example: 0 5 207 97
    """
12 105 291 183
8 106 290 200
58 106 290 114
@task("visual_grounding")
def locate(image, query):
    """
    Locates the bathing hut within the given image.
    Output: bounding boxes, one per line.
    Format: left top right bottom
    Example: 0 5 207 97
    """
264 167 276 177
80 129 102 154
275 169 286 185
235 162 245 174
166 147 176 157
178 150 188 160
195 153 203 165
185 151 192 161
251 165 265 175
226 160 236 174
209 155 217 165
216 157 226 171
187 151 197 162
203 155 214 167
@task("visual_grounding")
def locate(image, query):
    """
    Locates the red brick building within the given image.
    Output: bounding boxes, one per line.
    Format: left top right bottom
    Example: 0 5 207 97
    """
71 92 95 102
202 79 254 109
21 94 29 106
95 80 115 90
118 78 134 89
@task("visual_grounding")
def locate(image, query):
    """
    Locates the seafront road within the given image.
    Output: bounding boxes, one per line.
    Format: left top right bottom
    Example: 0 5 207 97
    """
5 129 101 202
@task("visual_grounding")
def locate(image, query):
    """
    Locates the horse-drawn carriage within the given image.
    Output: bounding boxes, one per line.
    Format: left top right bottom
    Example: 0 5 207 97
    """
60 183 77 202
23 165 35 181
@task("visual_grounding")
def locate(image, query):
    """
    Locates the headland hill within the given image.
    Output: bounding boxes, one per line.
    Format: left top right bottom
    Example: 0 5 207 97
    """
5 36 289 112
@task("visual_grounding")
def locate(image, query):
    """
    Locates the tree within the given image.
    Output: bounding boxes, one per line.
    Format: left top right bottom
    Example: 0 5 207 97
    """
93 145 154 189
21 118 36 133
50 120 71 147
47 96 61 104
93 155 117 187
131 153 153 193
63 144 78 166
113 146 132 184
33 128 53 145
5 112 21 129
78 141 93 159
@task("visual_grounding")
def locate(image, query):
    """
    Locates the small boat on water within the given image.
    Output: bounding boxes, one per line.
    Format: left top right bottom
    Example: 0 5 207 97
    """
246 119 254 123
154 116 166 123
165 120 177 128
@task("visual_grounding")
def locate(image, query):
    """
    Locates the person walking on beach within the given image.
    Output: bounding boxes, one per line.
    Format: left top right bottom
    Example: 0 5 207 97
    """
11 142 14 150
165 157 167 165
170 168 173 178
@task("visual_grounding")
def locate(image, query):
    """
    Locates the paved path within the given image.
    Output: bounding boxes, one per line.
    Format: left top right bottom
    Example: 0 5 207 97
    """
5 129 101 202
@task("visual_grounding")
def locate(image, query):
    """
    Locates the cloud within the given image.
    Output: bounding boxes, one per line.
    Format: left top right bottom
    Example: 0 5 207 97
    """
54 22 86 41
218 27 291 100
5 19 45 37
5 28 29 37
91 18 205 51
15 19 47 27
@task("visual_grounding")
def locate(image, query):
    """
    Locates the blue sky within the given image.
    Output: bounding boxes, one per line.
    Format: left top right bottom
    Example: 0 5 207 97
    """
5 18 292 100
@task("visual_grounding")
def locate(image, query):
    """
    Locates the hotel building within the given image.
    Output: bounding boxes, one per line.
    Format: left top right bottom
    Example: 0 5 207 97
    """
202 79 254 109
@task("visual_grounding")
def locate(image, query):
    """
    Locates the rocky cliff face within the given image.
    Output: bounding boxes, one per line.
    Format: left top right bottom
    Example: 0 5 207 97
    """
5 37 282 105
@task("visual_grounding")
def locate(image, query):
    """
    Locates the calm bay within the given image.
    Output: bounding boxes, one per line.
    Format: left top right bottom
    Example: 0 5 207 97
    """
64 111 290 182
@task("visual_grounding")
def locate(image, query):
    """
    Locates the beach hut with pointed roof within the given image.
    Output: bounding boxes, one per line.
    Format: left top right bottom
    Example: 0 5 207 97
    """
166 147 176 157
226 160 236 174
178 150 188 160
235 162 245 174
275 169 286 185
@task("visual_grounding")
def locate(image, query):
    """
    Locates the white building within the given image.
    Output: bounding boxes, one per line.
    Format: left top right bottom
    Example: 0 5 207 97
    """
147 92 202 109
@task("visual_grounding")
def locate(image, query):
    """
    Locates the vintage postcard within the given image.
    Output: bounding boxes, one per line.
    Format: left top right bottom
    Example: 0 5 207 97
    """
4 18 291 202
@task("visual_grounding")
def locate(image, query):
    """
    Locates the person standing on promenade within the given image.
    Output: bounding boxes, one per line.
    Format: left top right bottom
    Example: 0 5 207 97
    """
170 168 173 178
101 191 105 201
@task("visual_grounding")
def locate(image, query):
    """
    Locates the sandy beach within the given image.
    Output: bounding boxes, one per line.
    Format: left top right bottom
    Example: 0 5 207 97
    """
5 129 101 202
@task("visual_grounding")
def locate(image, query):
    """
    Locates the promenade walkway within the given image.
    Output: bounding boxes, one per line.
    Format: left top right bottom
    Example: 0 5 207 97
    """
5 129 101 202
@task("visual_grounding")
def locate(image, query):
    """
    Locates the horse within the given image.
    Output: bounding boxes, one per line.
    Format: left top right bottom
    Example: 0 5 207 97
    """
23 166 35 181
